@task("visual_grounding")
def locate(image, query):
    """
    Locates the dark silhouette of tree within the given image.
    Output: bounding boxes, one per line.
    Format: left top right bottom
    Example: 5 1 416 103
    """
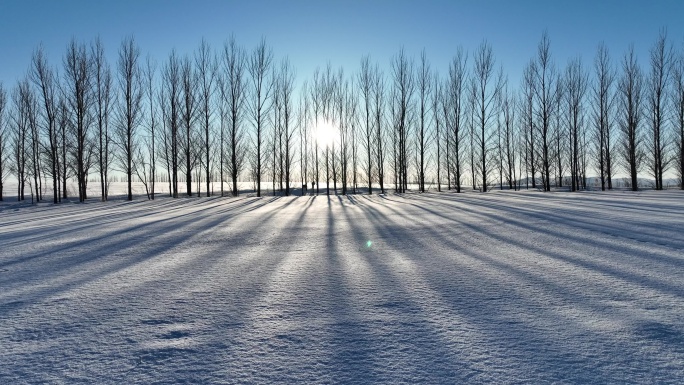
372 64 386 194
28 83 42 201
195 39 217 197
448 48 468 192
520 60 536 189
472 40 503 192
144 55 158 199
564 57 588 191
646 30 673 190
501 85 518 189
115 36 144 201
91 37 113 201
358 56 374 194
391 48 414 193
592 42 616 191
162 50 181 198
248 38 273 198
222 37 248 197
63 39 94 202
349 80 359 194
416 50 432 192
278 58 296 196
31 45 60 203
309 68 322 194
180 55 198 197
298 81 310 195
336 73 349 194
619 45 645 191
432 72 443 192
534 32 556 191
11 81 30 200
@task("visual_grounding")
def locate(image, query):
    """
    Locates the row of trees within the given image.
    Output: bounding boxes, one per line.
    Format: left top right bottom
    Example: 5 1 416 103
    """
1 30 684 202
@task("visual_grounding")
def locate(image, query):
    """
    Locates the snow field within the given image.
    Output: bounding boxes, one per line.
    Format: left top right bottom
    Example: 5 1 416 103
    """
1 190 684 384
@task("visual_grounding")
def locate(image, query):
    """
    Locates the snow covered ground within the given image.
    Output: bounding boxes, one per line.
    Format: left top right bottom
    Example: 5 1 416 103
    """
1 190 683 384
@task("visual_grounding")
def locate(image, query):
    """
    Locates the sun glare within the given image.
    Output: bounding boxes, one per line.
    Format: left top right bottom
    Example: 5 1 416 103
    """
314 120 338 148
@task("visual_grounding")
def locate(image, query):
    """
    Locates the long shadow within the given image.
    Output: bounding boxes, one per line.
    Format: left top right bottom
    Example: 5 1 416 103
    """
495 190 684 216
200 196 338 382
409 193 684 267
0 195 203 230
400 194 684 299
318 195 382 383
338 195 502 382
0 197 248 248
435 192 684 244
113 196 308 380
0 196 260 268
1 196 319 383
354 196 666 382
0 197 281 314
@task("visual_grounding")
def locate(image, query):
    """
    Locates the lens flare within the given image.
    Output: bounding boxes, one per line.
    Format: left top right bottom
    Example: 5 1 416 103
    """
366 240 372 248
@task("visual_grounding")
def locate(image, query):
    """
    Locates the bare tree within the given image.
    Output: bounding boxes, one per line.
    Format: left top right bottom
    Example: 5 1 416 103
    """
308 68 321 194
298 81 310 195
472 40 503 192
64 38 94 202
216 72 227 196
31 45 60 203
339 73 358 195
520 60 536 188
432 73 443 192
468 77 478 190
180 55 198 197
56 97 69 199
11 81 30 200
416 49 432 192
592 42 616 190
222 37 248 196
115 36 144 200
195 39 217 197
552 73 565 187
372 64 386 194
162 50 181 198
534 32 556 191
448 48 468 192
619 45 645 191
320 64 337 195
278 58 296 196
646 30 674 190
14 78 42 201
348 80 359 194
501 85 518 189
336 71 350 195
391 48 414 193
91 37 113 201
359 55 374 194
564 56 588 191
144 55 158 199
248 38 273 197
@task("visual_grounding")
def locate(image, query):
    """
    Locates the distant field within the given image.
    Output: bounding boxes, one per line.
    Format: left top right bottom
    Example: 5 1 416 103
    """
1 191 683 383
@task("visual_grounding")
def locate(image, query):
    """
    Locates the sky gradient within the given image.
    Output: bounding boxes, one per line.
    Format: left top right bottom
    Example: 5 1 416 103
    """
1 0 684 90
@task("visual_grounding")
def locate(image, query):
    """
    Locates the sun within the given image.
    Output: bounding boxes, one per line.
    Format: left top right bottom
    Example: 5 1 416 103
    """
314 119 338 148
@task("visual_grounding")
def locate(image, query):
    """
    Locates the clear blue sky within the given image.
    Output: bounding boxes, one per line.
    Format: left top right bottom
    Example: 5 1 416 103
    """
1 0 683 91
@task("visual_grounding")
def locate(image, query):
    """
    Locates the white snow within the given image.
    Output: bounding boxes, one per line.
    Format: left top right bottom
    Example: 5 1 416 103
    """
1 190 684 384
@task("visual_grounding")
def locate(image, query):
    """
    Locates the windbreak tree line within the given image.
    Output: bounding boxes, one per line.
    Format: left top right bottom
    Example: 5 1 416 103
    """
1 30 684 203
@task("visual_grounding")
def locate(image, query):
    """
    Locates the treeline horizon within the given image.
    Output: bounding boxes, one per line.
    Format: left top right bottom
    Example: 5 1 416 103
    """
0 30 683 203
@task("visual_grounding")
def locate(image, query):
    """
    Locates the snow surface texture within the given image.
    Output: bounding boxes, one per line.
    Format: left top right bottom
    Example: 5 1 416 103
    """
1 191 684 384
